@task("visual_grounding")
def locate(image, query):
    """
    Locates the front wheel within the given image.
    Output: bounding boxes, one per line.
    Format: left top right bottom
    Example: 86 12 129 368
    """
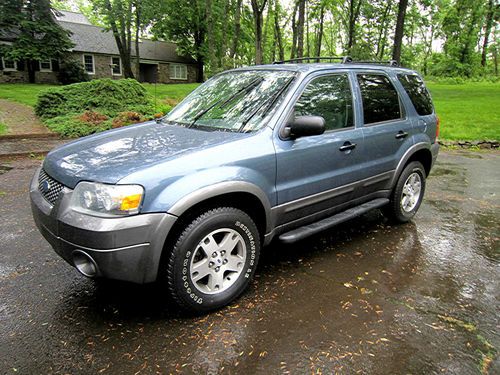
165 207 260 313
385 161 426 223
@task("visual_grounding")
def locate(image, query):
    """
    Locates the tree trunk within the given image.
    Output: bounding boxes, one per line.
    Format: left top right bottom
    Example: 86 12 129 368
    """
251 0 268 65
481 0 494 67
194 30 204 82
290 2 298 59
347 0 362 54
297 0 305 58
27 60 36 83
315 4 325 58
392 0 409 64
134 3 141 80
274 0 284 61
376 1 392 59
206 0 217 72
230 0 243 60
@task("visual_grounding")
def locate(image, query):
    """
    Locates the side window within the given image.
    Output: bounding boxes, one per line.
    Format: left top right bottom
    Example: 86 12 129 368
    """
357 74 402 125
398 74 434 115
294 74 354 131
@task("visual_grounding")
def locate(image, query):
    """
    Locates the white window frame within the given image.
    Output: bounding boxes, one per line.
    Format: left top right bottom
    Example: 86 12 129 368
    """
2 57 17 72
39 60 52 72
83 54 95 75
170 64 187 80
110 56 122 76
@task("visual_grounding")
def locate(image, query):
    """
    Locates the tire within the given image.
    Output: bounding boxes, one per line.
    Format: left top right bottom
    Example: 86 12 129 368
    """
166 207 260 313
385 161 426 223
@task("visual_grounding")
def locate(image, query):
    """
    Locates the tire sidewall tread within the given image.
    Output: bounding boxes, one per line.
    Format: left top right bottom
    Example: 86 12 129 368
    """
166 207 260 313
387 161 426 223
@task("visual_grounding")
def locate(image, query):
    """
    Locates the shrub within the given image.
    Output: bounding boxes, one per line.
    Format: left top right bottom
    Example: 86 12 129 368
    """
35 78 151 119
78 111 108 125
35 78 176 137
112 111 145 128
58 60 90 85
44 114 112 138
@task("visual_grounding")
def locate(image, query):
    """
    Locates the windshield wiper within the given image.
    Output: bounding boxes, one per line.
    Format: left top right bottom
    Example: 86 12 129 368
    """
238 76 295 132
188 77 264 128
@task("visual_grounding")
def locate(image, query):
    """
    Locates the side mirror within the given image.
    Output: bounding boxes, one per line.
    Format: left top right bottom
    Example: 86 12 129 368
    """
284 115 326 139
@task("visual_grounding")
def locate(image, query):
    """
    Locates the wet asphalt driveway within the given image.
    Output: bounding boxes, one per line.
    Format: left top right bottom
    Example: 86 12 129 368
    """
0 150 498 374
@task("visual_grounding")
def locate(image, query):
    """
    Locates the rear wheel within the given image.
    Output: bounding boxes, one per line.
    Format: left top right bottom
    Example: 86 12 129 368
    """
166 207 260 312
385 161 426 223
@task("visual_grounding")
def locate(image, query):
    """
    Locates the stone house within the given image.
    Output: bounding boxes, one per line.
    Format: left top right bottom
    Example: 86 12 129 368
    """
0 11 198 84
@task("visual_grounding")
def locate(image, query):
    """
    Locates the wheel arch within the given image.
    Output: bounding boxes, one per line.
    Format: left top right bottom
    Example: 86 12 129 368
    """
391 143 433 188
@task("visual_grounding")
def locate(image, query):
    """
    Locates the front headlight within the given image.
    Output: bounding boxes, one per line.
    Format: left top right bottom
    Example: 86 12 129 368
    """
70 182 144 216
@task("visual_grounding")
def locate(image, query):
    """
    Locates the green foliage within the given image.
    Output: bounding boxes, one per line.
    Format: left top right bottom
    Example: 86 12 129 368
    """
35 79 150 118
43 113 113 138
34 79 170 137
0 0 73 63
58 60 90 85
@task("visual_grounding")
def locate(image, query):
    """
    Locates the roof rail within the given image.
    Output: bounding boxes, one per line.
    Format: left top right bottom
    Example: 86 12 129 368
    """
273 56 352 64
346 59 400 67
272 56 400 67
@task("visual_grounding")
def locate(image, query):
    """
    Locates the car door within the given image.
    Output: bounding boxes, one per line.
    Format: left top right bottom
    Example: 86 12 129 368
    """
354 71 414 194
273 72 364 226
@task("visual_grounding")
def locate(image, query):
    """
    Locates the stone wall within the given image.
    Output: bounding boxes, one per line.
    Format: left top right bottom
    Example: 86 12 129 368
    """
157 63 198 84
0 69 59 84
0 52 198 84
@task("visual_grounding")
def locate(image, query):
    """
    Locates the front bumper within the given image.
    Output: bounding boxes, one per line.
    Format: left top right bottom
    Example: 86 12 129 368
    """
30 167 177 283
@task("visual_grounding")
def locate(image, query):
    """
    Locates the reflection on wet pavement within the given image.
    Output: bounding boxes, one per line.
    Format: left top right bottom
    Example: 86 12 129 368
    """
0 150 498 374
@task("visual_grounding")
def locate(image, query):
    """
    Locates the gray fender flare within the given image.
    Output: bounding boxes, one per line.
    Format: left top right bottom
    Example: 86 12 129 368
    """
168 181 273 233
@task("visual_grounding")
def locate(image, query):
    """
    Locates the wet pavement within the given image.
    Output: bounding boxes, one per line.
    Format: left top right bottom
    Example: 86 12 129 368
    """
0 150 498 374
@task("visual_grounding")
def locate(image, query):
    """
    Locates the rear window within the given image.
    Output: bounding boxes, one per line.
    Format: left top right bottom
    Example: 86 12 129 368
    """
357 74 402 125
398 74 434 115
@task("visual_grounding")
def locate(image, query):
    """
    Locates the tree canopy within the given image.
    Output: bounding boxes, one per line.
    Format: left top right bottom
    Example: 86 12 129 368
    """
1 0 74 82
50 0 500 79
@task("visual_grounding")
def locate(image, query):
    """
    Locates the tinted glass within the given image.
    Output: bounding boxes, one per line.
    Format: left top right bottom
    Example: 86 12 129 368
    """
357 74 401 124
398 74 433 115
294 74 354 131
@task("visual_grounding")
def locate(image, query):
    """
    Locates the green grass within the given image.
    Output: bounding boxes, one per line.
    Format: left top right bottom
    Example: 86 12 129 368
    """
0 121 7 135
0 81 498 141
0 83 58 106
142 83 200 101
427 82 500 141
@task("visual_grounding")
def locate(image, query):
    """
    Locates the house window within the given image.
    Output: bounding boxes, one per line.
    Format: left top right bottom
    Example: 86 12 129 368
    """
39 60 52 72
2 58 17 71
83 54 94 74
170 64 187 80
111 56 121 76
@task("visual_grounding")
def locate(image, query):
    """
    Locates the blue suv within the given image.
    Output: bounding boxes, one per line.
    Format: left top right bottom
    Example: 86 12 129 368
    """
30 59 439 312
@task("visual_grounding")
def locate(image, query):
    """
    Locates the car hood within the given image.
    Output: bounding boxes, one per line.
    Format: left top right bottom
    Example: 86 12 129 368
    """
43 121 246 188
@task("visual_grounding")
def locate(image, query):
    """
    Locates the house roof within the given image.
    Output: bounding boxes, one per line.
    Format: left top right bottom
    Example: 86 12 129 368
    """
54 10 92 25
57 19 196 64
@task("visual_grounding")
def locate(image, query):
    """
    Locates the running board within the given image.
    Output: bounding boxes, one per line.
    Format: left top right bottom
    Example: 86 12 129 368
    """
278 198 389 244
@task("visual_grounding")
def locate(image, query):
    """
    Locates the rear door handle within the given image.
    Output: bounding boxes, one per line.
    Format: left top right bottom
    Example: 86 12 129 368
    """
395 131 408 139
339 142 357 151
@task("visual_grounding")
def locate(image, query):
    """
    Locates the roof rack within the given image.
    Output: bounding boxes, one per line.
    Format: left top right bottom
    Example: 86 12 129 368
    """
272 56 400 67
273 56 352 64
347 59 400 67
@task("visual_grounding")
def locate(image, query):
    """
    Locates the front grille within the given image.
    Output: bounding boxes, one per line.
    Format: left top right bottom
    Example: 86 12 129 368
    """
38 169 65 205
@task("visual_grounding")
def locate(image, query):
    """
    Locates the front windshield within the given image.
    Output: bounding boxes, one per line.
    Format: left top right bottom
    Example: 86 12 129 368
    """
164 70 296 132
